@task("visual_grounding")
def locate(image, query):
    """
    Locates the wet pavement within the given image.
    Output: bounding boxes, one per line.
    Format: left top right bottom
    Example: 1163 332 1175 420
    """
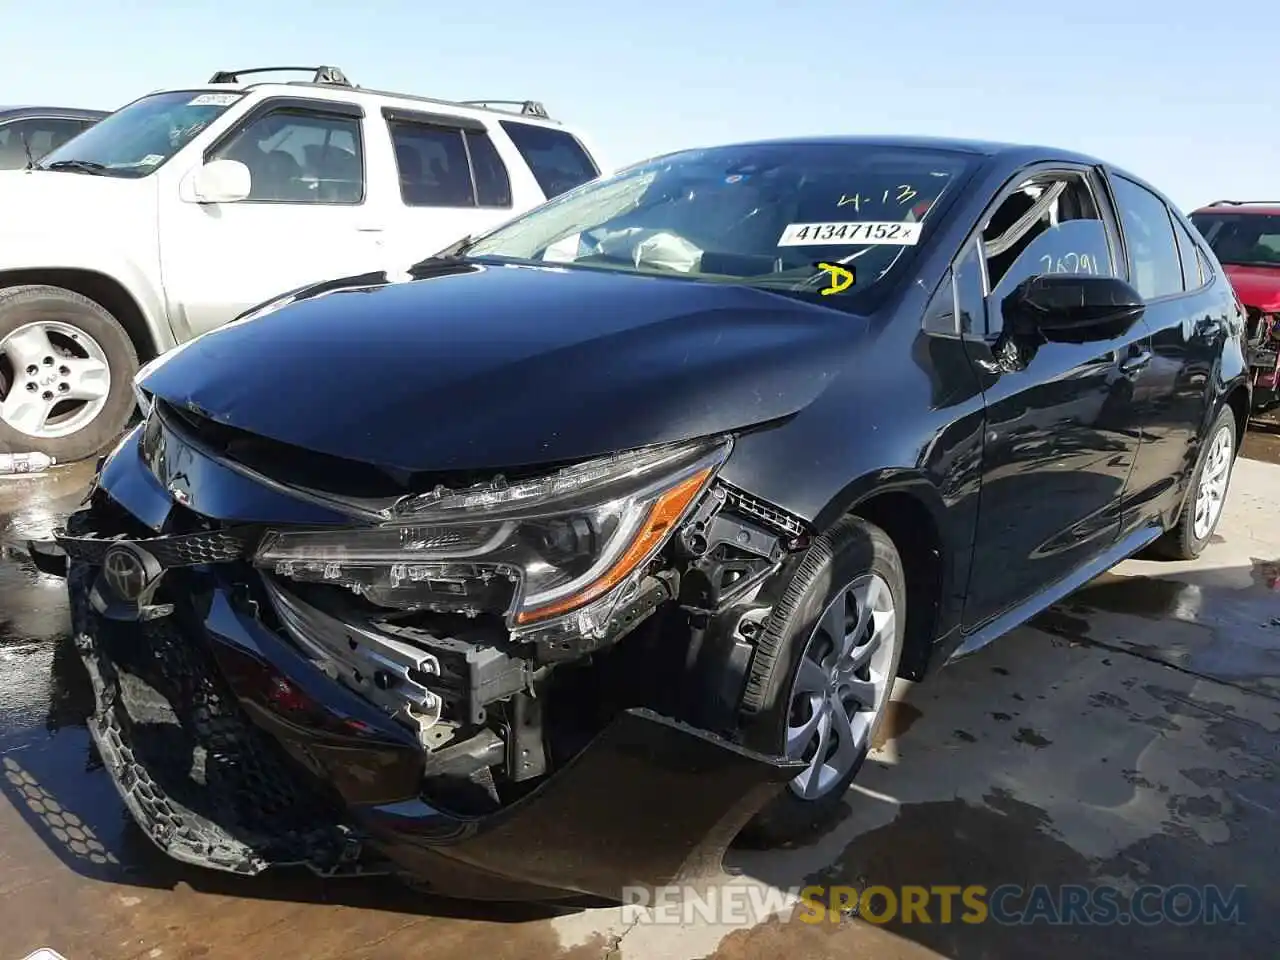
0 445 1278 960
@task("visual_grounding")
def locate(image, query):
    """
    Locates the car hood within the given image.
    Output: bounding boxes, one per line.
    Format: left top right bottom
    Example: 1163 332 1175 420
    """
0 168 149 229
1222 264 1280 312
139 260 857 473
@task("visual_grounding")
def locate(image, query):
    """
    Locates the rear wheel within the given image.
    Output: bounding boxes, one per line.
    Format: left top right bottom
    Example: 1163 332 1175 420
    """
0 285 138 462
738 517 905 847
1150 405 1237 560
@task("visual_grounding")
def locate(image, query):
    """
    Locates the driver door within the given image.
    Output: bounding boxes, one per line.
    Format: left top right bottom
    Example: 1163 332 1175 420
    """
158 101 389 340
959 166 1152 631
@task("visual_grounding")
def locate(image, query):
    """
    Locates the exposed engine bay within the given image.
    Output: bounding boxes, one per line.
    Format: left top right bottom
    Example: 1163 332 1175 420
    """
51 399 813 829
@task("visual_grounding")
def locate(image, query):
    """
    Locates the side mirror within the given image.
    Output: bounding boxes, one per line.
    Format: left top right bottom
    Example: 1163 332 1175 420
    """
1005 274 1145 341
188 159 251 203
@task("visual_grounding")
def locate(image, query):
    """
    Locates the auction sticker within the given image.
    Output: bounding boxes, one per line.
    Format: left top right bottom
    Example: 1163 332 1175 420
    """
777 221 923 246
187 93 241 107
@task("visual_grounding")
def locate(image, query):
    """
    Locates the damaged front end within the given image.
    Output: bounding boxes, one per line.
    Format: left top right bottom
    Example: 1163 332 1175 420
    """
33 401 812 899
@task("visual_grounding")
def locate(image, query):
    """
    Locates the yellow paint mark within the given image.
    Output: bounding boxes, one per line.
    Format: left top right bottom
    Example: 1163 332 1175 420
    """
815 261 855 295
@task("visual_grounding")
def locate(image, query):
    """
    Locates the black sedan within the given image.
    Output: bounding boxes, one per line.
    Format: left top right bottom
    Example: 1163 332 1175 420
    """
29 135 1250 901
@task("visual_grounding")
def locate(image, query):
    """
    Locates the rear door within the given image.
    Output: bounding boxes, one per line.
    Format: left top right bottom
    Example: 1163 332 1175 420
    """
1105 174 1227 534
159 97 389 338
959 164 1150 630
378 109 522 268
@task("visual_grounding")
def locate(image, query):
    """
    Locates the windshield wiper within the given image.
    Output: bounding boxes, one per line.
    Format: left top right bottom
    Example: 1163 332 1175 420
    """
40 159 108 175
404 234 479 276
435 234 476 258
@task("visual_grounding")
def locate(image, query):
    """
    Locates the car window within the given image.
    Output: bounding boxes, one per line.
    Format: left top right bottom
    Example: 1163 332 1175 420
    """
464 142 976 308
1110 176 1183 299
40 90 243 177
1190 211 1280 268
388 122 473 206
1196 247 1212 285
499 120 598 198
466 129 512 207
388 121 512 209
1170 214 1203 291
213 109 364 204
0 117 95 169
980 172 1115 333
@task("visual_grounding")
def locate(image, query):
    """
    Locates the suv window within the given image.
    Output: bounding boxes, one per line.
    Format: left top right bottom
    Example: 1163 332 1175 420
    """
1170 214 1203 291
39 90 243 177
1189 211 1280 268
388 120 512 208
981 171 1114 332
0 117 94 169
499 120 597 198
213 108 363 204
1110 176 1183 299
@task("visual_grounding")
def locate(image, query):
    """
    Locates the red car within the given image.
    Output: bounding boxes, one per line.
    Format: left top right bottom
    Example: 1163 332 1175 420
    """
1190 201 1280 411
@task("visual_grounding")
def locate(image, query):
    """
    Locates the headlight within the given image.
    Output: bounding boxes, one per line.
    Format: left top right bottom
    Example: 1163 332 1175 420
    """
254 436 732 640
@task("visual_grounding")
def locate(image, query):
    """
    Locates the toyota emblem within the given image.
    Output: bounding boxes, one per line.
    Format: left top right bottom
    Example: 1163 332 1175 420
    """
103 545 151 603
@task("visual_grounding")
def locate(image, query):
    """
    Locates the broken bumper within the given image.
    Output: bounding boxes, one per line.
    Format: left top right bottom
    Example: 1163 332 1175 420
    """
39 430 802 900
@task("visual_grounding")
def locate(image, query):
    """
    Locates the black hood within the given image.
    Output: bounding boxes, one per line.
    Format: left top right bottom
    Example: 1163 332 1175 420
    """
140 261 856 473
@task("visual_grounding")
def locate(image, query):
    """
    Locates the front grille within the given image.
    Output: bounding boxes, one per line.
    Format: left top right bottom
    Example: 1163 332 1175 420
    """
65 512 370 876
55 524 260 568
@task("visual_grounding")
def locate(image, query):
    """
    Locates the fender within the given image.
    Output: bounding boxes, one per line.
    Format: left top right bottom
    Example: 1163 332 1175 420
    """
0 233 176 354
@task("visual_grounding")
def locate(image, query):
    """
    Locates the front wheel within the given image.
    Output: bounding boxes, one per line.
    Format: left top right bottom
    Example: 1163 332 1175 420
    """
0 284 139 462
737 517 906 847
1150 406 1238 560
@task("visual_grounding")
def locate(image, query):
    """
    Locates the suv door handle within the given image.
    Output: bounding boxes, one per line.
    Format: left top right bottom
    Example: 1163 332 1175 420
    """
1120 349 1152 375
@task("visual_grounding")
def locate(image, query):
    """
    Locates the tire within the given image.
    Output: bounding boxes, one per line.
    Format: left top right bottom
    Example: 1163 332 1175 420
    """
737 517 906 847
1149 405 1238 561
0 284 138 462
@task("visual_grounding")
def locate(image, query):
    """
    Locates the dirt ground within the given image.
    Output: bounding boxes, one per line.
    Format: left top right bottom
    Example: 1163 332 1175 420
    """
1 433 1278 960
1240 414 1280 465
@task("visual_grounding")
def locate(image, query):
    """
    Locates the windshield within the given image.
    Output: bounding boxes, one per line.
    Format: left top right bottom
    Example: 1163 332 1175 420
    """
463 143 973 301
38 89 244 177
1190 212 1280 268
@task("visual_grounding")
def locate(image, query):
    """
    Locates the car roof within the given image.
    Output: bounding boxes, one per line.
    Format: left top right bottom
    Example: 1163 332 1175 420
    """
666 134 1108 166
0 105 110 121
1190 202 1280 216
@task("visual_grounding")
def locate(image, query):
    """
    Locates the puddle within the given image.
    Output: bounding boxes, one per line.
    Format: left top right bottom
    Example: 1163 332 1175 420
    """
1029 562 1280 698
762 786 1280 960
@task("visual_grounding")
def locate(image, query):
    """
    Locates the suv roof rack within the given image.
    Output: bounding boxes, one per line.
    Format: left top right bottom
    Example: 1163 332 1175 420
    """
458 99 550 120
200 70 557 122
1208 199 1280 207
209 65 352 87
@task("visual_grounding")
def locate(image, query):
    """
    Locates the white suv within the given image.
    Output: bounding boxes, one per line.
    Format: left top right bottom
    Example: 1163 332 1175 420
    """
0 65 605 462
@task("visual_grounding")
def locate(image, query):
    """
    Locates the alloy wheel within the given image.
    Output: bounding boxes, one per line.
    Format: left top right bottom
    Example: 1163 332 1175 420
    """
0 320 111 439
785 572 897 800
1192 423 1233 541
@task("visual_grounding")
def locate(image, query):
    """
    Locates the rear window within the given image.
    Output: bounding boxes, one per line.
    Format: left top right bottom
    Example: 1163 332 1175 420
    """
1190 212 1280 268
499 120 598 198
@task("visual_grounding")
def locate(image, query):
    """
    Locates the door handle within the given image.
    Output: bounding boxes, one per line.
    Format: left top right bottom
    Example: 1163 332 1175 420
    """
1120 349 1152 375
355 226 384 233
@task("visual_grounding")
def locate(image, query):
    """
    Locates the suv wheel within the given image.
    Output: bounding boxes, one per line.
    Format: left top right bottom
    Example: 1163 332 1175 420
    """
0 285 138 462
737 517 905 847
